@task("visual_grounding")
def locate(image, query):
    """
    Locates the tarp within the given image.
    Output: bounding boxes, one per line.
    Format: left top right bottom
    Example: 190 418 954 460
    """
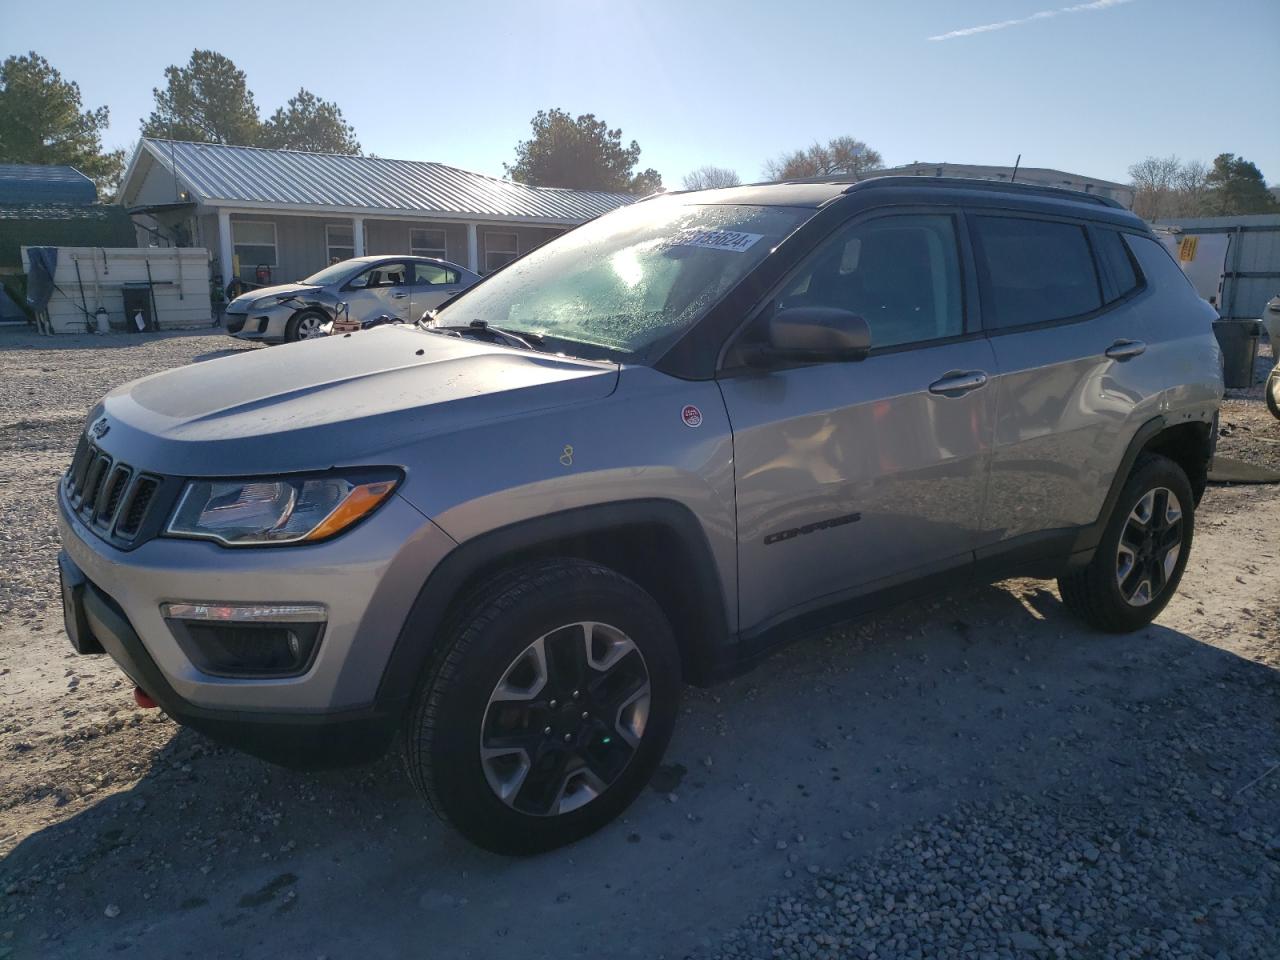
25 246 57 312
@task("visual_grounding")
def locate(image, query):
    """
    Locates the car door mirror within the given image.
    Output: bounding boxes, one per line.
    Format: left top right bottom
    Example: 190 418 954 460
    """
743 307 871 367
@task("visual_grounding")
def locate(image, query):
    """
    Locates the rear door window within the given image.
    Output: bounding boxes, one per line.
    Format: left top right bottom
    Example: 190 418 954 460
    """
414 262 459 286
1093 229 1141 301
973 216 1102 328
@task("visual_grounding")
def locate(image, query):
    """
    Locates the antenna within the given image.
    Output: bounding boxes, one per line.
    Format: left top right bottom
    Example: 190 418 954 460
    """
1011 154 1022 183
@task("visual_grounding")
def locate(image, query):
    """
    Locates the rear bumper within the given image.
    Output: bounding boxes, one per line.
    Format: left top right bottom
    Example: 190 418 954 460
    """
61 549 398 768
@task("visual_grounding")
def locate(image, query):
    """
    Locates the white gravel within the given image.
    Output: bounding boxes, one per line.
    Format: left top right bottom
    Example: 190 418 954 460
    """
0 325 1277 960
0 329 258 628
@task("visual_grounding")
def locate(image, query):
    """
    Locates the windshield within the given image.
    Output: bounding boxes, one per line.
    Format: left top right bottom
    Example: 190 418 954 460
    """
301 261 362 286
431 199 810 361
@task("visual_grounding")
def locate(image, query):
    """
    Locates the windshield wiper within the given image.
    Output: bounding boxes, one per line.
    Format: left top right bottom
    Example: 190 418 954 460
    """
432 320 544 351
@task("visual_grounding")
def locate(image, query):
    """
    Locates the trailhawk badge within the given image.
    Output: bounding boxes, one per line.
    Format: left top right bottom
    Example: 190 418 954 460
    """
681 405 703 428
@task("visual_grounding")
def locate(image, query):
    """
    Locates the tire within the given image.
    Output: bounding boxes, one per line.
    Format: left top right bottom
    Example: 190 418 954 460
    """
1266 365 1280 420
403 558 681 854
285 310 328 342
1057 453 1194 633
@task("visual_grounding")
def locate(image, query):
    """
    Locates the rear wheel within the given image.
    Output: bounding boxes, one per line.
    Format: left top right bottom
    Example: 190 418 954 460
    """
285 310 328 342
1058 454 1194 633
1266 365 1280 420
403 559 680 854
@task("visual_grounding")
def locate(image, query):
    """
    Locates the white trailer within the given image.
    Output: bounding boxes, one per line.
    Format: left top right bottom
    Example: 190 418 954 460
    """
19 246 212 334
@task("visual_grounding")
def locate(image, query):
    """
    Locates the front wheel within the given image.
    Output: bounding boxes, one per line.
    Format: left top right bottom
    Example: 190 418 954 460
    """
403 559 681 854
285 310 328 342
1266 365 1280 420
1058 453 1194 633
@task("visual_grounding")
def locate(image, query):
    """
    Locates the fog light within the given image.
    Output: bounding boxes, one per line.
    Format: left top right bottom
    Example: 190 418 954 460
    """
161 602 326 678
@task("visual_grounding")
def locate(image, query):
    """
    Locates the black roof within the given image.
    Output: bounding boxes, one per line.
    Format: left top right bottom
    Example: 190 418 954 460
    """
672 175 1135 218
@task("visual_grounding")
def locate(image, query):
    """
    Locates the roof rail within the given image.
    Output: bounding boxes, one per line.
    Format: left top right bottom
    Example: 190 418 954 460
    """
841 175 1125 209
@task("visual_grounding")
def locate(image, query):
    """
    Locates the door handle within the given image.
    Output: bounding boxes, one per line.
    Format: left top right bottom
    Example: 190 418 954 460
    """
1105 339 1146 361
928 370 989 397
391 292 408 300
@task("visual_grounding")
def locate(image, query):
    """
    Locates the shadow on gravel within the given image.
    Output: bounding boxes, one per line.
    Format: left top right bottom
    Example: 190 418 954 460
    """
4 583 1278 959
190 346 262 363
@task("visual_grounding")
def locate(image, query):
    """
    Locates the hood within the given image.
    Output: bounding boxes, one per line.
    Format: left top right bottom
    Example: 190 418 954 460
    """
226 283 318 312
95 327 619 476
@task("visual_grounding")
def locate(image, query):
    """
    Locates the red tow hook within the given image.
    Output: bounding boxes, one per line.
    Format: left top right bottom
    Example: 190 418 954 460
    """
133 686 158 709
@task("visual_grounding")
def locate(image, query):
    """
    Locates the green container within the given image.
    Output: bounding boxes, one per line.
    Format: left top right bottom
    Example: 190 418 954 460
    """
1213 319 1261 389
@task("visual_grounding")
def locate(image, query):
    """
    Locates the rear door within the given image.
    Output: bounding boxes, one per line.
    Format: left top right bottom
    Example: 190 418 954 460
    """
719 209 997 633
410 261 465 319
970 213 1151 547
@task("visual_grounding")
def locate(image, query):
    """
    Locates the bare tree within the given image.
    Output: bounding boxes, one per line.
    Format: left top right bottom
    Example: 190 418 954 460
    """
1129 155 1184 219
1174 158 1210 215
681 165 741 190
764 136 883 181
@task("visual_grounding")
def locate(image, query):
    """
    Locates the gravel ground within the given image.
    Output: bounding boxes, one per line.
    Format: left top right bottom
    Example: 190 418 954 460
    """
0 329 258 628
0 326 1277 960
1218 340 1279 473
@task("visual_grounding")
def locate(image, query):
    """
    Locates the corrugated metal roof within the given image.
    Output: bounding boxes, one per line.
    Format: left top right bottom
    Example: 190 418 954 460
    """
0 164 97 205
138 139 634 224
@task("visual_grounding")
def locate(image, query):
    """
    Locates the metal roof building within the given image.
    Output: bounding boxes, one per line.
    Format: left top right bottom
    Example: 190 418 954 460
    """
118 139 635 287
0 163 98 205
0 164 134 274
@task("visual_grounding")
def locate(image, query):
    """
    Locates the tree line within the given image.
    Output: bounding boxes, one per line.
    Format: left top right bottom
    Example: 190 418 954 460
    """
0 50 360 198
1129 154 1278 219
2 48 1275 214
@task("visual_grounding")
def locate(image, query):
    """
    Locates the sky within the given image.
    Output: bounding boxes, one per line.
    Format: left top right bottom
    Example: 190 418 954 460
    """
4 0 1278 188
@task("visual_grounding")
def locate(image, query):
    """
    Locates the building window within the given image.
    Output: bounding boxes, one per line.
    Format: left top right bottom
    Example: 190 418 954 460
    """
232 220 277 269
411 227 447 260
485 231 518 272
326 224 355 263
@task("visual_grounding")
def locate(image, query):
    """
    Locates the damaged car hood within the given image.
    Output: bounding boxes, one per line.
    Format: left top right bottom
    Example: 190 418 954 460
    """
92 327 619 476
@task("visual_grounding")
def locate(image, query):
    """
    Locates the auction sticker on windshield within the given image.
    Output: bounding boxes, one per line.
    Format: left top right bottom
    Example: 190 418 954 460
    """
674 230 764 253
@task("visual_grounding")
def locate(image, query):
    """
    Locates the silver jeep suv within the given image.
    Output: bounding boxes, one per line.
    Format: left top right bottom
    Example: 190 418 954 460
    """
58 178 1222 853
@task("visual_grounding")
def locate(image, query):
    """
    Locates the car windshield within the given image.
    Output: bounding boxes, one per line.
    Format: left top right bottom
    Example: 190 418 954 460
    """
431 199 811 361
300 261 361 286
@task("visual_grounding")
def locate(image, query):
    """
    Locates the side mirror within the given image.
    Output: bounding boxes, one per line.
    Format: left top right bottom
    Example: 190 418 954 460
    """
743 306 871 367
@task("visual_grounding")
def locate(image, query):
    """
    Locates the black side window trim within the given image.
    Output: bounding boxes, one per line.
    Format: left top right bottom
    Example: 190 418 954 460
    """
717 205 980 374
967 211 1117 336
1088 225 1148 305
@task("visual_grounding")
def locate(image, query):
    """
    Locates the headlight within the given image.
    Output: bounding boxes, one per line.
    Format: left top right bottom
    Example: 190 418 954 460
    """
166 470 400 546
251 294 292 310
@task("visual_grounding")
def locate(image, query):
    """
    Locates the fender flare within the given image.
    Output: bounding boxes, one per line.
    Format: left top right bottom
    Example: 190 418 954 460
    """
1070 414 1168 554
374 499 732 712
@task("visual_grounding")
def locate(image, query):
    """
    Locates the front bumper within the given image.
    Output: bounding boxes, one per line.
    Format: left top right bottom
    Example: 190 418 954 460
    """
57 487 457 766
225 310 287 341
60 550 396 767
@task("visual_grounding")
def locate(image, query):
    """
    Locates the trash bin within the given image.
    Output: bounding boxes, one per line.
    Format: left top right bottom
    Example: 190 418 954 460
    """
1213 319 1261 389
122 283 153 333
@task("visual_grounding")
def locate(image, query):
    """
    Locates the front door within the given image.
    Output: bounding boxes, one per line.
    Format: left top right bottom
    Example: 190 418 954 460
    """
410 261 466 319
343 261 411 323
719 211 997 633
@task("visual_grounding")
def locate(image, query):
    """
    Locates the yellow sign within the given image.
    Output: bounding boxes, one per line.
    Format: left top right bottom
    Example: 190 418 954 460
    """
1178 236 1198 262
